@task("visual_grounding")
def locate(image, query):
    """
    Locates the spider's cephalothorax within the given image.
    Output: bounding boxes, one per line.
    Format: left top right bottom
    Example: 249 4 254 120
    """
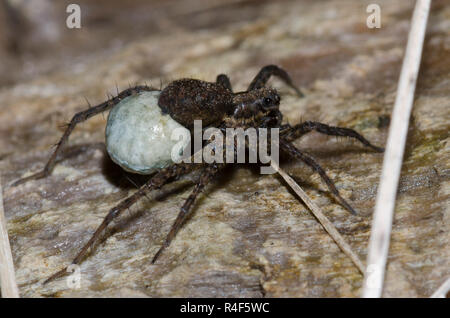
12 65 384 284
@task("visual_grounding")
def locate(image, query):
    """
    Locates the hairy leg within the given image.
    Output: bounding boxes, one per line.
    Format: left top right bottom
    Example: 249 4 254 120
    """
151 163 225 263
248 64 304 97
43 162 201 284
280 139 357 215
216 74 233 92
12 85 156 186
282 121 384 152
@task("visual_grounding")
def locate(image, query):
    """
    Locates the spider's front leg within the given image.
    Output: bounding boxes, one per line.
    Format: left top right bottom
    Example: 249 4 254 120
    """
43 162 200 284
279 138 358 215
281 121 384 153
151 162 226 263
248 64 304 97
216 74 233 92
12 85 156 186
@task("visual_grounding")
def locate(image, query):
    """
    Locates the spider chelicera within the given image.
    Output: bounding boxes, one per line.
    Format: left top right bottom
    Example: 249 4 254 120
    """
13 65 384 284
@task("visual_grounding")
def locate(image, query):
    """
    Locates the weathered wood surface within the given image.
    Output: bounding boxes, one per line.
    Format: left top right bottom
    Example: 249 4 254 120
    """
0 0 448 297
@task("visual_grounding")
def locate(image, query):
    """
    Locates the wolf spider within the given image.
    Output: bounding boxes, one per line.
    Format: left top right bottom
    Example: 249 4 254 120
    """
13 65 383 284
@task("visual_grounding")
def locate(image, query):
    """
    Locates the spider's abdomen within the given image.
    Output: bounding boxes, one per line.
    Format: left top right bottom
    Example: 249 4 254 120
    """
105 91 191 175
158 78 233 129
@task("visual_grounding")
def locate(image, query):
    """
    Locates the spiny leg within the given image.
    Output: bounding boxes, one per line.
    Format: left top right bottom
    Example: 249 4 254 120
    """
216 74 233 92
282 121 384 152
151 163 225 263
280 139 357 215
43 162 200 284
12 85 156 186
248 64 304 97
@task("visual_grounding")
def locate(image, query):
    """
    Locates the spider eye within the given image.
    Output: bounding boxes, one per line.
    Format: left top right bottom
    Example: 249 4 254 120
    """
263 97 272 106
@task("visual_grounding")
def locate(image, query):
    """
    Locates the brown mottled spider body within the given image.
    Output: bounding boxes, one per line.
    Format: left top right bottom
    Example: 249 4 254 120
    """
12 65 383 284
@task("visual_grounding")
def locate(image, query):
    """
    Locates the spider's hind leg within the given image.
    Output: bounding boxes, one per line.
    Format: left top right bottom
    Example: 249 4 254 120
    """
248 64 304 97
280 139 358 215
43 162 200 284
12 85 155 186
152 162 225 263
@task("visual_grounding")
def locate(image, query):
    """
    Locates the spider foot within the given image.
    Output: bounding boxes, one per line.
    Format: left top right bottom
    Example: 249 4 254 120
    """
371 145 385 153
11 170 49 187
43 266 69 285
336 195 358 215
151 245 166 264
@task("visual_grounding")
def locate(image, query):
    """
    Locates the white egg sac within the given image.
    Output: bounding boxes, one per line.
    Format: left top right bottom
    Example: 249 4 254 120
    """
105 90 191 174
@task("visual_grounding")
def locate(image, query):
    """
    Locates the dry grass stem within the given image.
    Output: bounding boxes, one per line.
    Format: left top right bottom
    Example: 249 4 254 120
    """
270 161 365 274
0 176 19 298
362 0 431 298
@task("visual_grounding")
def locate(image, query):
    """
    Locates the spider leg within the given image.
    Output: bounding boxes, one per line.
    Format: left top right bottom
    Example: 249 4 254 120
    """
280 139 358 215
282 121 384 152
12 85 156 186
151 163 225 263
248 64 304 97
216 74 233 92
43 162 200 284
